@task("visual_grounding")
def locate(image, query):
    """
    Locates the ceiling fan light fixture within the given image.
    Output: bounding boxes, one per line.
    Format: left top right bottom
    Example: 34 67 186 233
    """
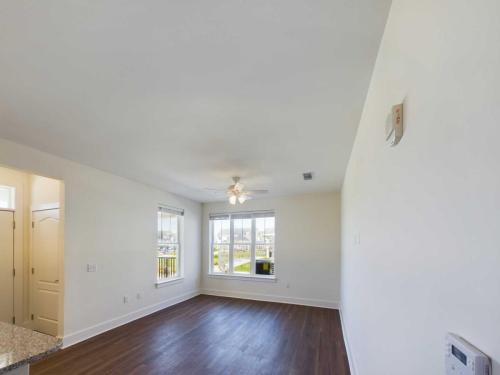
209 176 266 205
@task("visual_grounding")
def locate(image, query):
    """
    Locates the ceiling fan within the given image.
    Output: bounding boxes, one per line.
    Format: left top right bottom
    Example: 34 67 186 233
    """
207 176 268 205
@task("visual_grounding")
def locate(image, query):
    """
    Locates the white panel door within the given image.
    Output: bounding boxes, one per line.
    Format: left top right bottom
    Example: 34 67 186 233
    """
32 209 60 336
0 210 14 324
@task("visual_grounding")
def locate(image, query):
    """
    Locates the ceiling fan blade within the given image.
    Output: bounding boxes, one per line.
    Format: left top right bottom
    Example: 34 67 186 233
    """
245 189 268 194
204 188 231 196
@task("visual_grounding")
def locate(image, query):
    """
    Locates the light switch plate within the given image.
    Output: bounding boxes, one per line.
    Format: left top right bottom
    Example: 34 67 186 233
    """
86 264 97 272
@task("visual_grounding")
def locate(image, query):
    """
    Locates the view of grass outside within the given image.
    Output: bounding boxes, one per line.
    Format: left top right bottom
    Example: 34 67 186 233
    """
213 245 229 273
233 244 250 273
213 243 274 273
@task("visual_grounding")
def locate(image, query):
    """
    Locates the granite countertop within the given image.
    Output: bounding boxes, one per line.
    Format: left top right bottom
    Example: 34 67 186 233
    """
0 322 62 374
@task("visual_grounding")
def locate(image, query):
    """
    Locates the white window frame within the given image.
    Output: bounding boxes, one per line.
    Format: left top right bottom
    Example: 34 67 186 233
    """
0 185 15 210
209 211 276 281
156 205 184 287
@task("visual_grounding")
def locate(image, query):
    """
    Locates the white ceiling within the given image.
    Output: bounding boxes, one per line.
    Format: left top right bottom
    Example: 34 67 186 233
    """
0 0 391 202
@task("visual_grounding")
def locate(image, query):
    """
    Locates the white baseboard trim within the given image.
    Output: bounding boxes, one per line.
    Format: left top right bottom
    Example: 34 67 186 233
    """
63 289 200 348
201 288 339 309
339 304 357 375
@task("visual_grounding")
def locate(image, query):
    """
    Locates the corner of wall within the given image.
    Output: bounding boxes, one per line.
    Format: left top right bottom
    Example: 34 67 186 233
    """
339 303 357 375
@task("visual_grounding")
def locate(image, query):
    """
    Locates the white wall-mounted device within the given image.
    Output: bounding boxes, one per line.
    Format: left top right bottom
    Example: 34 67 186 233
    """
446 333 491 375
385 103 404 146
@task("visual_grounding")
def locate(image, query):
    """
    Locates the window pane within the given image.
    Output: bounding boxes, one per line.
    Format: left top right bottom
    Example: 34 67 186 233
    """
212 244 229 273
256 218 265 242
157 245 178 279
255 216 275 276
255 244 274 275
157 211 162 241
221 219 230 242
256 217 274 243
264 217 275 243
0 186 15 209
213 219 230 244
233 244 251 274
214 220 221 242
161 213 178 243
170 215 178 239
234 218 251 243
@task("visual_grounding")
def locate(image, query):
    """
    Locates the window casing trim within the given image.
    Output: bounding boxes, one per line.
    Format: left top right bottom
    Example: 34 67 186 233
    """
159 204 184 216
155 276 184 288
207 274 276 282
208 210 274 219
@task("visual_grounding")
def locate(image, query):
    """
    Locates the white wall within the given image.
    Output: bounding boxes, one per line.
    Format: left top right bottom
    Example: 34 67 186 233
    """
0 137 202 345
30 175 60 208
341 0 500 374
202 192 341 308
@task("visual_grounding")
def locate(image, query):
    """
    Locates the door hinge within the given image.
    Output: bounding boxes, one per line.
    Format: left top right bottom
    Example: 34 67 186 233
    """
31 314 34 320
13 268 15 277
13 221 15 230
31 267 35 275
12 316 15 324
32 221 35 229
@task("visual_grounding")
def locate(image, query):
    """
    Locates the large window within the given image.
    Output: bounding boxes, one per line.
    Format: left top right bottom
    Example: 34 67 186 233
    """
157 206 183 281
210 211 275 278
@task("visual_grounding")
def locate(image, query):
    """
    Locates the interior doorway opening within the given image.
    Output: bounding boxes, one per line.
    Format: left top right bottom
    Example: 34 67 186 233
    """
0 164 64 338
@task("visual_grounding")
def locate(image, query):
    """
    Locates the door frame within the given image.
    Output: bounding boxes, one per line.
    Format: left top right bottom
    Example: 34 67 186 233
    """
0 168 28 327
29 185 65 338
0 209 15 324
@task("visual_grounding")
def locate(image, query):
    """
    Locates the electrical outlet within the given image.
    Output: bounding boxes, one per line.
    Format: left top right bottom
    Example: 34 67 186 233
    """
123 296 128 304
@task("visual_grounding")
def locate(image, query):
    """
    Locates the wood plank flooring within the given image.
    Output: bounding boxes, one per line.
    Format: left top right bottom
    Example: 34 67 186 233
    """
31 295 350 375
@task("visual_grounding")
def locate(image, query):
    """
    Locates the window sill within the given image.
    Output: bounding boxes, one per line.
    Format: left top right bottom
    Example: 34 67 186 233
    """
155 277 184 288
208 273 277 282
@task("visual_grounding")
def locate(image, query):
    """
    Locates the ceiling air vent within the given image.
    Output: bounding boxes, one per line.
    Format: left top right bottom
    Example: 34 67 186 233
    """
302 172 313 181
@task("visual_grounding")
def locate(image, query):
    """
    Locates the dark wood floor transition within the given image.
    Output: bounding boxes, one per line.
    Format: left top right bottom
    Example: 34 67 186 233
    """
32 295 350 375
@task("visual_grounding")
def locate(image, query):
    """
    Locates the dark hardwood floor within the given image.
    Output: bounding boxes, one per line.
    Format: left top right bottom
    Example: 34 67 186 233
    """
32 295 350 375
